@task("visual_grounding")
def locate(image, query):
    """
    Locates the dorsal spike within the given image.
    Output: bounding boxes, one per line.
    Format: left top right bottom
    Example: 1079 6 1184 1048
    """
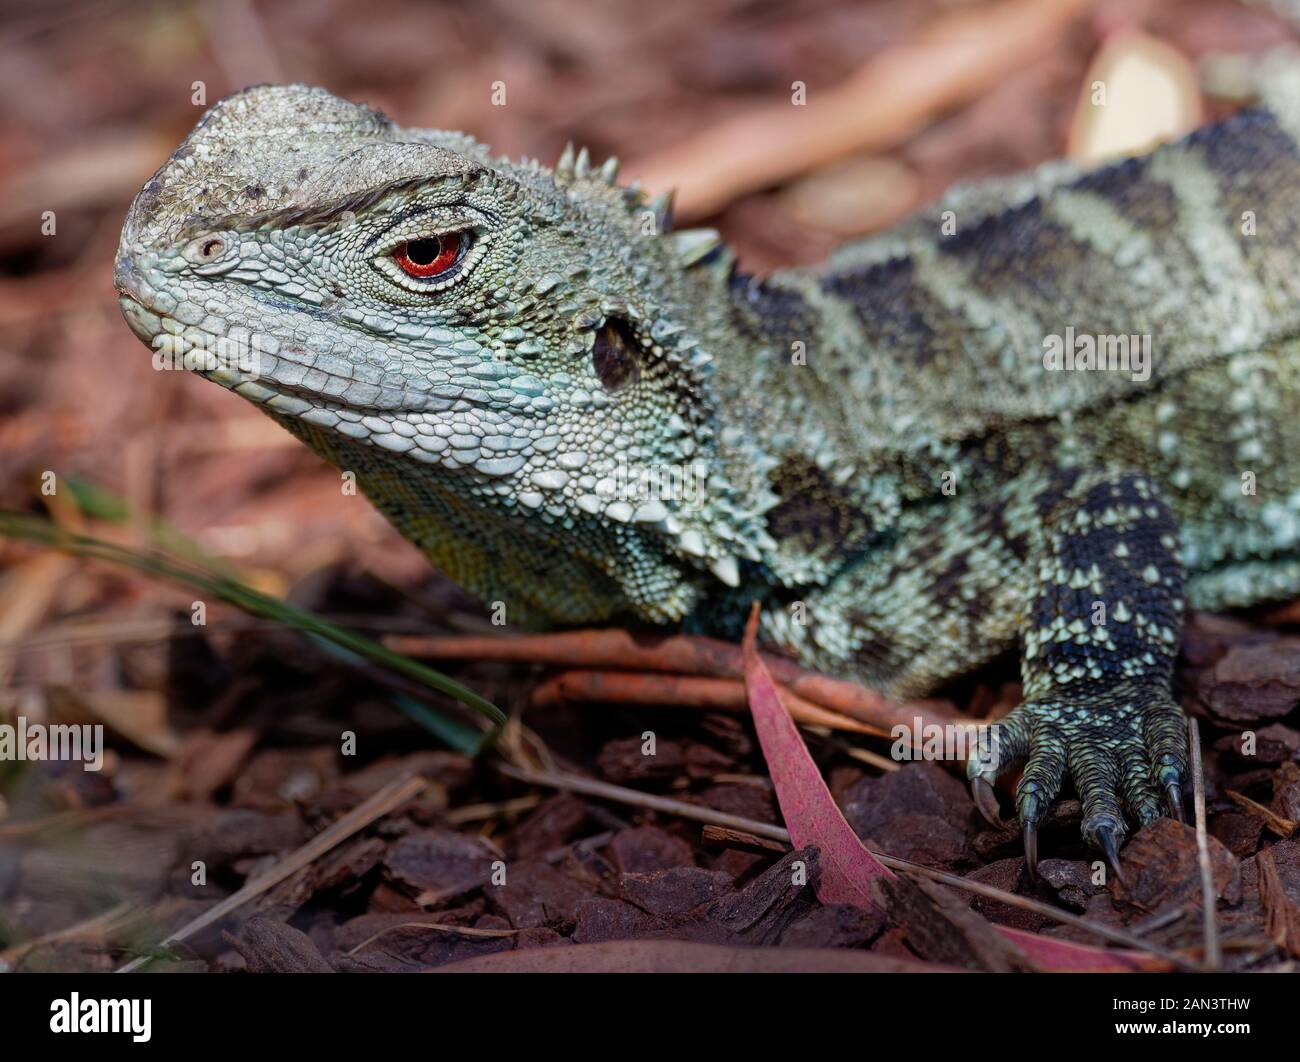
574 146 591 179
648 189 675 233
709 555 740 588
556 141 576 179
670 227 728 268
599 155 620 182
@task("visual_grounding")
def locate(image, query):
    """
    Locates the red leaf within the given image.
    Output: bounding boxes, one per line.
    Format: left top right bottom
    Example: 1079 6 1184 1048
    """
432 939 958 973
740 605 1166 973
999 926 1159 972
741 607 893 907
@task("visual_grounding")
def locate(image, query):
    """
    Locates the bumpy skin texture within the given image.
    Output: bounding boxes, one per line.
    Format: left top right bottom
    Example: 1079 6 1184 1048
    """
116 74 1300 860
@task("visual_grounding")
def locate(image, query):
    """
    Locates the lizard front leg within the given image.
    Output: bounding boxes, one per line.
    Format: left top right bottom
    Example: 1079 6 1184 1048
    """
769 465 1191 871
966 469 1190 877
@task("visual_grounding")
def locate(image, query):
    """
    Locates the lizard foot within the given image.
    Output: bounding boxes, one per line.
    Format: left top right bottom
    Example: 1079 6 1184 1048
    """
966 680 1189 881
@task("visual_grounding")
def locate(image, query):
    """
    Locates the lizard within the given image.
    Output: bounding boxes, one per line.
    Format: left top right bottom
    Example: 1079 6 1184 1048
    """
114 72 1300 876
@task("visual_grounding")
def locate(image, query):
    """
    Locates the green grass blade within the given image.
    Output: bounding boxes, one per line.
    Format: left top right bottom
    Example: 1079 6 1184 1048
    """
0 511 505 728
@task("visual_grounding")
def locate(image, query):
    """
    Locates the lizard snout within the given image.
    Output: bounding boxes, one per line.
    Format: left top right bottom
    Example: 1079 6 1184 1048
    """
115 256 162 345
114 255 145 301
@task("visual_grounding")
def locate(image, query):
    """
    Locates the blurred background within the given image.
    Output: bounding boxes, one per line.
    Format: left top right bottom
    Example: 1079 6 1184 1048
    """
2 0 1294 593
1 0 1298 971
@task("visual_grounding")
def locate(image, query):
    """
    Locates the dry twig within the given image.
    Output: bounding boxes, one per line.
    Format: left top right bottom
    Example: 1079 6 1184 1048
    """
1189 717 1221 970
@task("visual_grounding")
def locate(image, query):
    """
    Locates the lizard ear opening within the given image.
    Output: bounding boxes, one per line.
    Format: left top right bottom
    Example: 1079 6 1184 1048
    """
592 316 642 392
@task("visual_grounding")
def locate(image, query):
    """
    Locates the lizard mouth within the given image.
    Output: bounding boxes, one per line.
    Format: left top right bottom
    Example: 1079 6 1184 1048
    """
117 289 439 422
116 274 385 416
118 293 161 347
115 258 160 327
115 256 478 419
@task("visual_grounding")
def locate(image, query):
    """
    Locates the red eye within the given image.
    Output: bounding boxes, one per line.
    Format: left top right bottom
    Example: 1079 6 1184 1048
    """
393 233 462 278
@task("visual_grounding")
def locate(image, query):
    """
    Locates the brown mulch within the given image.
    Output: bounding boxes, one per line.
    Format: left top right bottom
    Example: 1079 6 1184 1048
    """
2 603 1298 973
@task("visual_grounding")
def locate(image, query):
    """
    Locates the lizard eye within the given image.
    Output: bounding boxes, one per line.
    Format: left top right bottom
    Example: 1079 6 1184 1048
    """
393 234 463 278
372 225 485 294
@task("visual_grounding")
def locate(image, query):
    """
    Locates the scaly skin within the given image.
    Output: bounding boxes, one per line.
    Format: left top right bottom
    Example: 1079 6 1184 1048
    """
115 73 1300 869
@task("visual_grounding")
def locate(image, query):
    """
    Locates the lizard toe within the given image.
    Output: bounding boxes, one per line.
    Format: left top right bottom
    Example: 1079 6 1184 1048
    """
1014 723 1067 879
1069 725 1127 851
1143 699 1190 822
1119 741 1163 827
965 709 1030 827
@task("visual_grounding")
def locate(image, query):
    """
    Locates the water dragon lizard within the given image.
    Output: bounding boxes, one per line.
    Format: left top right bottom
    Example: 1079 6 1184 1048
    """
114 71 1300 874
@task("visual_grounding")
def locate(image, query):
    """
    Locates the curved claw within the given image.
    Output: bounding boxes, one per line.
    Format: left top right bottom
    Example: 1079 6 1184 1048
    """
1020 788 1044 880
971 777 1004 828
1023 819 1039 881
1096 825 1128 887
1164 780 1185 823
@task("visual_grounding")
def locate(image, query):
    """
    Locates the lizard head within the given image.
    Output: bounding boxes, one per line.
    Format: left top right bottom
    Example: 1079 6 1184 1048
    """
116 84 777 624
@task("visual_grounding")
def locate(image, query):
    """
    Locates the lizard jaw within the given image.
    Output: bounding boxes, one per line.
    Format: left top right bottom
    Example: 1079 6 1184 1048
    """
118 293 160 347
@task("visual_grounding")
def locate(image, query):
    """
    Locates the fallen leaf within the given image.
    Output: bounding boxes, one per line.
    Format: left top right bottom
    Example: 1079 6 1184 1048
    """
740 606 892 908
782 154 920 236
47 685 182 760
431 938 955 973
1068 32 1202 165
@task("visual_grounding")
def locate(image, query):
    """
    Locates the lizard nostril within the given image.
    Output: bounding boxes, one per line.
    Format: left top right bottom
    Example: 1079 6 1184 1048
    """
114 256 142 298
182 232 228 265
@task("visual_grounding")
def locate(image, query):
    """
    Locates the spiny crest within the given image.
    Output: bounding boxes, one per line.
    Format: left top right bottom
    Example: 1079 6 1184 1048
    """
550 141 676 230
554 141 619 184
545 142 741 286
